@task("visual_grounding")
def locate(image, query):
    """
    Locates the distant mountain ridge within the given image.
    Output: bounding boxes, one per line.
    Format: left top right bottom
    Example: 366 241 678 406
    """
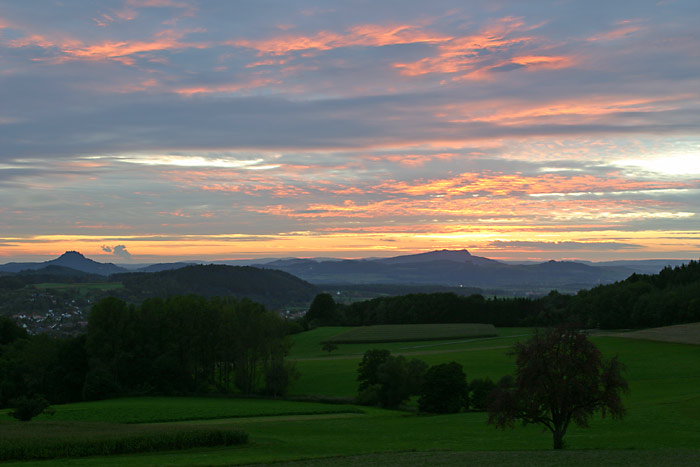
0 250 692 295
375 249 498 266
249 250 693 293
0 251 127 276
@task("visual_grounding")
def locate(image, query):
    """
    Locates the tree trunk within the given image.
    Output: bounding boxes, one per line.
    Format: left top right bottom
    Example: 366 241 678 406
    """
553 427 565 450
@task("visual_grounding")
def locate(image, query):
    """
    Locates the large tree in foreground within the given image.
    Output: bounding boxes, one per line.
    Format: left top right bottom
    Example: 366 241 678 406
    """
488 324 628 449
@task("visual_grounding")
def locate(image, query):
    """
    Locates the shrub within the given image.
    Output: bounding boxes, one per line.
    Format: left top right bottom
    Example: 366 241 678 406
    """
468 378 496 411
264 360 300 397
418 362 469 414
9 395 53 421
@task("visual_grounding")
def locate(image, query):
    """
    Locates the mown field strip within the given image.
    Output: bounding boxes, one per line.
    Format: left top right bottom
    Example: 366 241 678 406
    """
608 322 700 345
144 412 366 426
399 333 532 349
32 397 362 424
325 323 497 344
291 344 512 361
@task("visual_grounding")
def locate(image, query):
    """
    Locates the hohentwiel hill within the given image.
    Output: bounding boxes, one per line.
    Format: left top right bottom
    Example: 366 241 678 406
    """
0 251 128 276
0 251 318 310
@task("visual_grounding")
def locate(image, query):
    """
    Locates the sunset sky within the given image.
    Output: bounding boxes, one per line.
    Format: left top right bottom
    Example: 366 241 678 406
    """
1 0 699 263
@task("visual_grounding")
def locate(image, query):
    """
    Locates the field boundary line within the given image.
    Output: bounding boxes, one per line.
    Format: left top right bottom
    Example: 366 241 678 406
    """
398 333 532 350
291 343 519 361
142 412 367 426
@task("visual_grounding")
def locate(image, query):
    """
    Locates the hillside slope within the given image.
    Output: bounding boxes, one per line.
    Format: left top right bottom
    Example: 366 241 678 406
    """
111 264 318 309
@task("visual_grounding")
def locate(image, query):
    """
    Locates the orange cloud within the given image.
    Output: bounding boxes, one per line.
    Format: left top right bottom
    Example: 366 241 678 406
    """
362 153 460 167
231 23 451 56
174 77 277 96
63 29 206 63
245 194 689 226
9 28 207 66
392 17 554 78
375 172 691 198
587 25 640 42
441 94 688 126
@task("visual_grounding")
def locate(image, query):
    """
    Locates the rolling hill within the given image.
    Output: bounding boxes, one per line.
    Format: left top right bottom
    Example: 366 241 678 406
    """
111 264 319 309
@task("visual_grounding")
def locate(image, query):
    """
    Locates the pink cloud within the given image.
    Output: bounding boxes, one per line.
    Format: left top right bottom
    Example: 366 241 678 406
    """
174 77 278 96
8 28 208 66
389 17 582 81
438 94 687 126
587 25 641 42
114 0 195 22
231 23 451 56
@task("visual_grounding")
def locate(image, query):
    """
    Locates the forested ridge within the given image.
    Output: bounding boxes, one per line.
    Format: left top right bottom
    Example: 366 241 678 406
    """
111 264 318 309
317 260 700 329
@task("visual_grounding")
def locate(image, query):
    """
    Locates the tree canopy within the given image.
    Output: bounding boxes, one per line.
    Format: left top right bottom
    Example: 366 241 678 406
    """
356 349 427 408
488 324 628 449
418 362 469 414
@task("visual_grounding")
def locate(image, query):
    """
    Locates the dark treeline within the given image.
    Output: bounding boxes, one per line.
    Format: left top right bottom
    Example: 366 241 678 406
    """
0 295 297 408
111 265 318 309
0 266 104 288
340 293 536 327
312 261 700 329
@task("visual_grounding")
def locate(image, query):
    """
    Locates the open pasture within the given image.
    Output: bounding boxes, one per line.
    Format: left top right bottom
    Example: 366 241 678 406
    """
290 326 529 359
3 328 699 466
289 326 531 397
324 323 497 344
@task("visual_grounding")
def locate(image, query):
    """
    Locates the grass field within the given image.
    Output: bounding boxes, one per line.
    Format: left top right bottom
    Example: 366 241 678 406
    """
323 323 497 344
610 322 700 345
289 327 531 397
2 327 700 466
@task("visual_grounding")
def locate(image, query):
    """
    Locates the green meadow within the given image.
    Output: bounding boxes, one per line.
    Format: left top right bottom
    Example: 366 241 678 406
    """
2 326 699 465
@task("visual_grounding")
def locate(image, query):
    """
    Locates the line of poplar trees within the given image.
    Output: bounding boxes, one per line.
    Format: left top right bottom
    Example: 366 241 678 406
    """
0 295 296 408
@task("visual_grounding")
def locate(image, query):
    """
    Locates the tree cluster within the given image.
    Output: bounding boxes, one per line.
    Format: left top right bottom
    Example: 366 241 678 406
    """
85 295 296 398
355 349 492 414
356 349 427 408
0 318 87 408
0 295 299 411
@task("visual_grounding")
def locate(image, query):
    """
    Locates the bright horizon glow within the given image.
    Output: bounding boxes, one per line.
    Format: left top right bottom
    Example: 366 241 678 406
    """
614 154 700 177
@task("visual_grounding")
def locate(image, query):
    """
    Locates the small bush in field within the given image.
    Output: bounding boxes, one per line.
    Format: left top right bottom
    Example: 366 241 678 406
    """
468 378 496 412
9 395 54 421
